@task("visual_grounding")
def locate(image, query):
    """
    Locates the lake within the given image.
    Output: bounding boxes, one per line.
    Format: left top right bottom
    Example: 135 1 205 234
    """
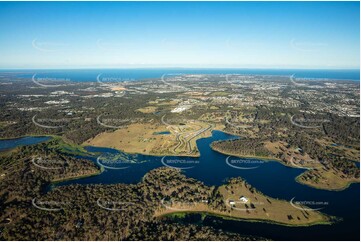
55 130 359 241
0 136 51 152
1 132 359 240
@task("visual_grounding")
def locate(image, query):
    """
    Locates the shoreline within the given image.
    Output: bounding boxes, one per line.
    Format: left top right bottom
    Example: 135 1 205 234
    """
47 166 105 192
50 168 103 184
1 133 352 229
1 69 359 82
3 134 360 193
0 134 54 141
82 128 226 158
158 210 334 228
82 143 202 158
295 173 360 192
210 144 361 192
210 144 282 162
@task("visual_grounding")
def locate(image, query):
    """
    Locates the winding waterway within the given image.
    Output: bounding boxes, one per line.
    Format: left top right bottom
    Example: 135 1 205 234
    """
1 131 359 240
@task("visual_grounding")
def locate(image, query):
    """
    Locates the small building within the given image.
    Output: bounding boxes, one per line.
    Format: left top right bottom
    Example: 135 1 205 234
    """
239 196 249 203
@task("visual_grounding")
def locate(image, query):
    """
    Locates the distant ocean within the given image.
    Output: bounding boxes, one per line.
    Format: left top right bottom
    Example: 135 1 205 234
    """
1 68 359 82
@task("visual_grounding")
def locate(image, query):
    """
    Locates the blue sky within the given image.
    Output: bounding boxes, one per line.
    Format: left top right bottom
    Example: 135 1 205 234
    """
0 1 359 69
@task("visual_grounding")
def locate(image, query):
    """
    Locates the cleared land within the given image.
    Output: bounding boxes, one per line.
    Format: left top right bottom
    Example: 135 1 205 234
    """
155 176 331 226
136 106 158 114
84 122 224 157
296 168 359 191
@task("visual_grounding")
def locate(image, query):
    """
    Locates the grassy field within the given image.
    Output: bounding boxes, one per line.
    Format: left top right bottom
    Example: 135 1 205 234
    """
136 106 158 113
155 179 331 226
84 122 224 157
296 168 360 191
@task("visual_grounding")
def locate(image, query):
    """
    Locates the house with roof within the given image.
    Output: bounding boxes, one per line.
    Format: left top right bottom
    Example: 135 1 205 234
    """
239 196 249 203
229 200 236 205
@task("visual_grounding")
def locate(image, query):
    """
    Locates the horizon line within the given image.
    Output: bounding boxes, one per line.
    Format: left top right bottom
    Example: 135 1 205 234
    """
0 67 360 71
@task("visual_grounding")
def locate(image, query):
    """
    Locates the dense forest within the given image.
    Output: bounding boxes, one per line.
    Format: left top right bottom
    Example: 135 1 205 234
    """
0 142 260 241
